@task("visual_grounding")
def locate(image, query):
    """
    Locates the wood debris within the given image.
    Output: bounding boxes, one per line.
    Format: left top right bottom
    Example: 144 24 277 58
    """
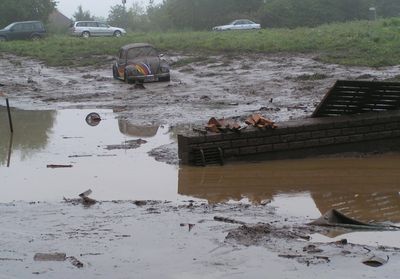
205 117 241 133
245 113 277 129
33 253 66 261
46 164 73 168
79 189 97 205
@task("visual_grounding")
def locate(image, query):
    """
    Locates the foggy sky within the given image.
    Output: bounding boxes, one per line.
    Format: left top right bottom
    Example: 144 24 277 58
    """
57 0 161 19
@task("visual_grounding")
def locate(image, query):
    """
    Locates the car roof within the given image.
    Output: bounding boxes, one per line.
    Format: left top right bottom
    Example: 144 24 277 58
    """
11 21 42 24
121 43 154 50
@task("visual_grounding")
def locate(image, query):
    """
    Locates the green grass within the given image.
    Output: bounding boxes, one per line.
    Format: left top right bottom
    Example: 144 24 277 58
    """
1 18 400 67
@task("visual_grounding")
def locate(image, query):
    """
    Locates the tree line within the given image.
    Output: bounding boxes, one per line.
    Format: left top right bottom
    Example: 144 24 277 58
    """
1 0 400 31
86 0 400 31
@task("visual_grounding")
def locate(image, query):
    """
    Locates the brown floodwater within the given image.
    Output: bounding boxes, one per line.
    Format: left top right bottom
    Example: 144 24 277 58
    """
1 107 400 247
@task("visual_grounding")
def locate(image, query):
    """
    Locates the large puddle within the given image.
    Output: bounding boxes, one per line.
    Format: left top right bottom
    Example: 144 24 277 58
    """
2 108 400 247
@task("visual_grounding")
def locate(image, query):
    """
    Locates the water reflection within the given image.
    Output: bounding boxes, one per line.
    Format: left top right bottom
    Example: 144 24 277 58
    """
118 119 159 138
0 107 56 166
178 156 400 222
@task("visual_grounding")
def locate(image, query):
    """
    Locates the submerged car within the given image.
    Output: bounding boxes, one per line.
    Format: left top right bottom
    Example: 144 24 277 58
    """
212 19 261 31
112 43 170 83
69 21 126 38
0 21 46 41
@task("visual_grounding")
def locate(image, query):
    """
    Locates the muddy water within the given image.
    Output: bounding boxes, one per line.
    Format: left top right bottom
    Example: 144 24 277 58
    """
179 156 400 248
2 108 400 247
0 108 178 202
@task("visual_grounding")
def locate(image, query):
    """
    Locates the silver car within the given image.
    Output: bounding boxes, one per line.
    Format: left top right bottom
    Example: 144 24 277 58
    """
69 21 126 38
212 19 261 31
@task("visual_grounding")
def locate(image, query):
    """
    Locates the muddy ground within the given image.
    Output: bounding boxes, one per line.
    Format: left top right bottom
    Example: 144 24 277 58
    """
1 52 400 278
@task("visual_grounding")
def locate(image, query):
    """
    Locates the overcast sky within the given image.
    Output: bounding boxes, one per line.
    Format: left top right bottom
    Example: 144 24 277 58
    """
57 0 161 19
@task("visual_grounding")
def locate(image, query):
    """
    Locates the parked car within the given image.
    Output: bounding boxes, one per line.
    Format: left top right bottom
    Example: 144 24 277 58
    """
0 21 46 41
69 21 126 38
113 43 170 83
212 19 261 31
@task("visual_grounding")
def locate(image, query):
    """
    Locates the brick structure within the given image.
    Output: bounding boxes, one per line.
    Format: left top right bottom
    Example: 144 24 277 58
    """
178 80 400 166
178 110 400 165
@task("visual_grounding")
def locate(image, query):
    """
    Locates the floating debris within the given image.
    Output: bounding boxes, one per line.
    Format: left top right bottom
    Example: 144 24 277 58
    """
46 164 73 169
362 255 389 267
33 253 66 261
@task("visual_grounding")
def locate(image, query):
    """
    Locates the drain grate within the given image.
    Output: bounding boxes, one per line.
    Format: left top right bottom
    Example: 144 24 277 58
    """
312 80 400 117
192 147 224 166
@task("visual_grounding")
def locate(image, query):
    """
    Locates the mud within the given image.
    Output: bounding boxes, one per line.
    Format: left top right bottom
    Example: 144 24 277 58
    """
2 52 400 127
2 201 400 279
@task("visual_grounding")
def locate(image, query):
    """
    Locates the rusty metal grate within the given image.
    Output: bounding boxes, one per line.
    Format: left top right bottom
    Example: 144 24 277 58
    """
192 147 224 166
312 80 400 117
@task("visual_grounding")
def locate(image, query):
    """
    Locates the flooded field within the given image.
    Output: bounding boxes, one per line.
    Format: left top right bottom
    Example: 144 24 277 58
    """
2 107 400 249
1 53 400 278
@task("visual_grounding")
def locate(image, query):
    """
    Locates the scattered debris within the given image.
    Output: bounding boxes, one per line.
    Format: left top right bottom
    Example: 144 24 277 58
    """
105 139 147 150
85 112 101 126
33 253 66 261
303 244 324 254
67 256 84 268
180 223 196 232
68 154 93 158
0 257 23 262
205 117 241 133
134 82 146 89
214 216 246 225
46 164 73 168
309 209 400 231
133 200 147 206
245 113 277 129
362 255 389 267
79 189 97 206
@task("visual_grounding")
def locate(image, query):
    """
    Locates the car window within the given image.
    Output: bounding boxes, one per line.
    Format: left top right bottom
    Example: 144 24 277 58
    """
119 50 125 59
127 47 158 59
22 23 33 31
98 22 108 27
3 23 15 30
12 23 23 31
88 22 98 27
76 22 86 27
33 22 43 30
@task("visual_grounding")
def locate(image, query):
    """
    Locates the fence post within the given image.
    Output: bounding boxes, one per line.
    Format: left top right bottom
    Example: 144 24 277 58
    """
6 98 13 133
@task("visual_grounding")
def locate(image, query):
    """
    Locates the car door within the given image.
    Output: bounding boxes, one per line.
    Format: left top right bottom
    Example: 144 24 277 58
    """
8 23 24 40
97 22 111 36
233 20 245 30
88 21 99 36
117 49 127 77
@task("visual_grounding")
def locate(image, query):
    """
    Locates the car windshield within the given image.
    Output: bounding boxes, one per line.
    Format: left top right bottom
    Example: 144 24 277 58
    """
2 23 15 30
229 21 237 25
127 46 158 59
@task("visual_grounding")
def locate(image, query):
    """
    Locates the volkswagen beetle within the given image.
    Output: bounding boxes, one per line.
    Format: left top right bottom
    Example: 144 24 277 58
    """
112 43 170 83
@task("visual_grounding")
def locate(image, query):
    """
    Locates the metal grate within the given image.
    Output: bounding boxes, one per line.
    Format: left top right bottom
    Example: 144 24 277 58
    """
192 147 224 166
312 80 400 117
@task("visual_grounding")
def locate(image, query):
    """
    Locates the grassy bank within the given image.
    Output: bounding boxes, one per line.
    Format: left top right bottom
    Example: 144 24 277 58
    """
0 18 399 67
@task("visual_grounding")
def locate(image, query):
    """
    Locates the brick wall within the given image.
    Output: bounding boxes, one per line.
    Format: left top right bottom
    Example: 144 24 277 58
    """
178 110 400 165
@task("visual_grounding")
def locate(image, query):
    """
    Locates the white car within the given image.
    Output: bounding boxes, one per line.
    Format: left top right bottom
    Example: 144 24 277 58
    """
212 19 261 31
69 21 126 38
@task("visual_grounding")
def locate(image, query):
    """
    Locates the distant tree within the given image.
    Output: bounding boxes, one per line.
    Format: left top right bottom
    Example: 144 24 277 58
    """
108 2 150 31
107 4 130 28
73 5 94 21
374 0 400 18
0 0 56 27
259 0 371 28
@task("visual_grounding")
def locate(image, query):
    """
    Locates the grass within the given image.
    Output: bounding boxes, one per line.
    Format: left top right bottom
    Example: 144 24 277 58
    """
0 18 400 67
